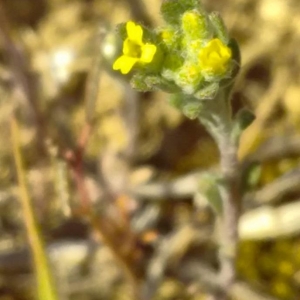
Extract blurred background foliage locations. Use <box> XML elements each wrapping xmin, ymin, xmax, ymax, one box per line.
<box><xmin>0</xmin><ymin>0</ymin><xmax>300</xmax><ymax>299</ymax></box>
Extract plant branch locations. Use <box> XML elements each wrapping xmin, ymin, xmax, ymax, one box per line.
<box><xmin>180</xmin><ymin>259</ymin><xmax>279</xmax><ymax>300</ymax></box>
<box><xmin>0</xmin><ymin>3</ymin><xmax>45</xmax><ymax>153</ymax></box>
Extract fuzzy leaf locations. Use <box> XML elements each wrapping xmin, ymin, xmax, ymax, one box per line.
<box><xmin>182</xmin><ymin>102</ymin><xmax>203</xmax><ymax>119</ymax></box>
<box><xmin>194</xmin><ymin>82</ymin><xmax>219</xmax><ymax>100</ymax></box>
<box><xmin>195</xmin><ymin>173</ymin><xmax>223</xmax><ymax>215</ymax></box>
<box><xmin>209</xmin><ymin>12</ymin><xmax>229</xmax><ymax>45</ymax></box>
<box><xmin>232</xmin><ymin>108</ymin><xmax>256</xmax><ymax>144</ymax></box>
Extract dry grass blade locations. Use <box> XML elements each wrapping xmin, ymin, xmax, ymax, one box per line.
<box><xmin>11</xmin><ymin>116</ymin><xmax>59</xmax><ymax>300</ymax></box>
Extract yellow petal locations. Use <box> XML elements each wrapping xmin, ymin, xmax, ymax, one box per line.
<box><xmin>199</xmin><ymin>38</ymin><xmax>231</xmax><ymax>74</ymax></box>
<box><xmin>113</xmin><ymin>55</ymin><xmax>138</xmax><ymax>74</ymax></box>
<box><xmin>123</xmin><ymin>38</ymin><xmax>140</xmax><ymax>57</ymax></box>
<box><xmin>139</xmin><ymin>44</ymin><xmax>157</xmax><ymax>63</ymax></box>
<box><xmin>209</xmin><ymin>39</ymin><xmax>231</xmax><ymax>60</ymax></box>
<box><xmin>123</xmin><ymin>38</ymin><xmax>132</xmax><ymax>56</ymax></box>
<box><xmin>220</xmin><ymin>45</ymin><xmax>231</xmax><ymax>59</ymax></box>
<box><xmin>208</xmin><ymin>39</ymin><xmax>219</xmax><ymax>51</ymax></box>
<box><xmin>126</xmin><ymin>21</ymin><xmax>143</xmax><ymax>45</ymax></box>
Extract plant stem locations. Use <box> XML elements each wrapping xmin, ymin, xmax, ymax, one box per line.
<box><xmin>218</xmin><ymin>127</ymin><xmax>240</xmax><ymax>291</ymax></box>
<box><xmin>198</xmin><ymin>91</ymin><xmax>241</xmax><ymax>298</ymax></box>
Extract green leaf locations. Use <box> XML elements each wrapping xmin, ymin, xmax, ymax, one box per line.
<box><xmin>228</xmin><ymin>38</ymin><xmax>241</xmax><ymax>74</ymax></box>
<box><xmin>241</xmin><ymin>162</ymin><xmax>262</xmax><ymax>191</ymax></box>
<box><xmin>195</xmin><ymin>173</ymin><xmax>223</xmax><ymax>215</ymax></box>
<box><xmin>231</xmin><ymin>108</ymin><xmax>256</xmax><ymax>144</ymax></box>
<box><xmin>130</xmin><ymin>73</ymin><xmax>151</xmax><ymax>91</ymax></box>
<box><xmin>209</xmin><ymin>12</ymin><xmax>229</xmax><ymax>44</ymax></box>
<box><xmin>182</xmin><ymin>101</ymin><xmax>203</xmax><ymax>119</ymax></box>
<box><xmin>194</xmin><ymin>82</ymin><xmax>219</xmax><ymax>100</ymax></box>
<box><xmin>168</xmin><ymin>93</ymin><xmax>185</xmax><ymax>109</ymax></box>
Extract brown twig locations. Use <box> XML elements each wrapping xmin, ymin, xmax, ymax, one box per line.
<box><xmin>63</xmin><ymin>106</ymin><xmax>94</xmax><ymax>212</ymax></box>
<box><xmin>59</xmin><ymin>45</ymin><xmax>144</xmax><ymax>300</ymax></box>
<box><xmin>0</xmin><ymin>3</ymin><xmax>45</xmax><ymax>152</ymax></box>
<box><xmin>180</xmin><ymin>259</ymin><xmax>279</xmax><ymax>300</ymax></box>
<box><xmin>63</xmin><ymin>125</ymin><xmax>143</xmax><ymax>300</ymax></box>
<box><xmin>245</xmin><ymin>168</ymin><xmax>300</xmax><ymax>206</ymax></box>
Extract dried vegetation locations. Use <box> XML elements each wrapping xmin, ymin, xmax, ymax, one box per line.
<box><xmin>0</xmin><ymin>0</ymin><xmax>300</xmax><ymax>299</ymax></box>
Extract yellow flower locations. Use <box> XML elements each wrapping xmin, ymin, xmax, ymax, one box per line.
<box><xmin>198</xmin><ymin>38</ymin><xmax>231</xmax><ymax>75</ymax></box>
<box><xmin>113</xmin><ymin>21</ymin><xmax>157</xmax><ymax>74</ymax></box>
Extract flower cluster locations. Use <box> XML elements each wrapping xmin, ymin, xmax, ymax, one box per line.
<box><xmin>109</xmin><ymin>0</ymin><xmax>240</xmax><ymax>118</ymax></box>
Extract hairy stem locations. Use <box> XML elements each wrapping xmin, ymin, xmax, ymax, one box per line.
<box><xmin>218</xmin><ymin>128</ymin><xmax>240</xmax><ymax>291</ymax></box>
<box><xmin>198</xmin><ymin>91</ymin><xmax>241</xmax><ymax>298</ymax></box>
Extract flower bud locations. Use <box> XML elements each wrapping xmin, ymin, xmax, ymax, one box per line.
<box><xmin>175</xmin><ymin>62</ymin><xmax>203</xmax><ymax>94</ymax></box>
<box><xmin>181</xmin><ymin>10</ymin><xmax>209</xmax><ymax>40</ymax></box>
<box><xmin>198</xmin><ymin>38</ymin><xmax>232</xmax><ymax>78</ymax></box>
